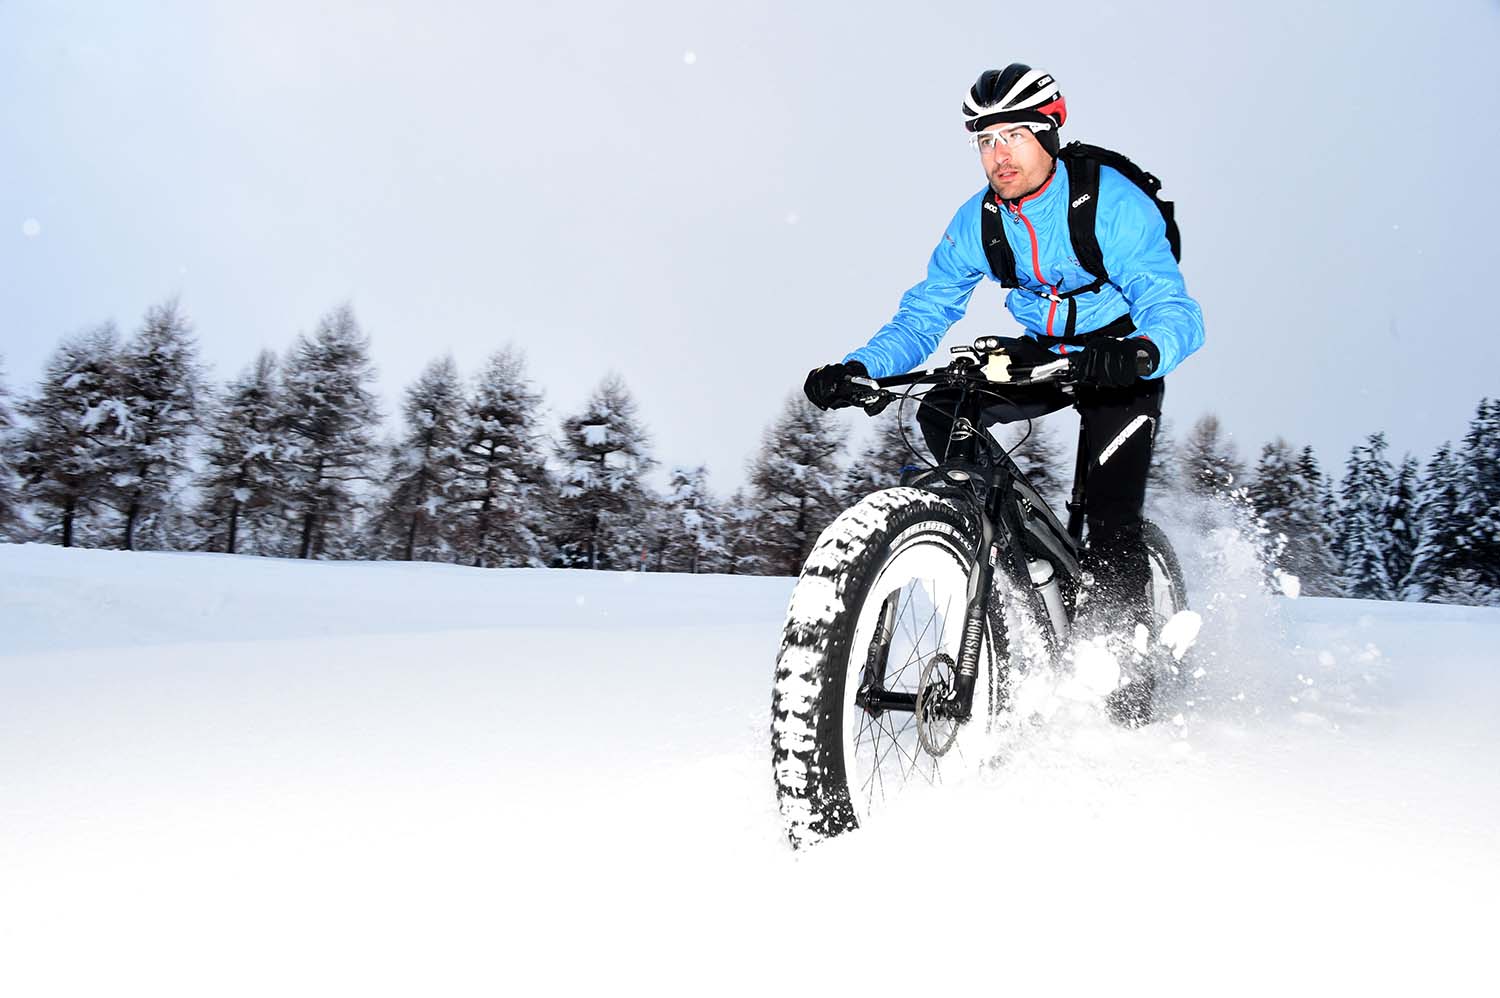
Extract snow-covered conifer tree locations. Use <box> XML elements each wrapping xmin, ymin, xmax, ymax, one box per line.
<box><xmin>1337</xmin><ymin>433</ymin><xmax>1397</xmax><ymax>600</ymax></box>
<box><xmin>196</xmin><ymin>351</ymin><xmax>282</xmax><ymax>554</ymax></box>
<box><xmin>722</xmin><ymin>489</ymin><xmax>770</xmax><ymax>576</ymax></box>
<box><xmin>272</xmin><ymin>304</ymin><xmax>381</xmax><ymax>559</ymax></box>
<box><xmin>450</xmin><ymin>348</ymin><xmax>553</xmax><ymax>567</ymax></box>
<box><xmin>1402</xmin><ymin>442</ymin><xmax>1464</xmax><ymax>602</ymax></box>
<box><xmin>1179</xmin><ymin>413</ymin><xmax>1245</xmax><ymax>498</ymax></box>
<box><xmin>1248</xmin><ymin>438</ymin><xmax>1301</xmax><ymax>580</ymax></box>
<box><xmin>658</xmin><ymin>465</ymin><xmax>728</xmax><ymax>573</ymax></box>
<box><xmin>636</xmin><ymin>491</ymin><xmax>672</xmax><ymax>572</ymax></box>
<box><xmin>1432</xmin><ymin>568</ymin><xmax>1499</xmax><ymax>607</ymax></box>
<box><xmin>111</xmin><ymin>300</ymin><xmax>203</xmax><ymax>550</ymax></box>
<box><xmin>1246</xmin><ymin>439</ymin><xmax>1336</xmax><ymax>595</ymax></box>
<box><xmin>840</xmin><ymin>408</ymin><xmax>928</xmax><ymax>507</ymax></box>
<box><xmin>747</xmin><ymin>395</ymin><xmax>846</xmax><ymax>576</ymax></box>
<box><xmin>15</xmin><ymin>326</ymin><xmax>128</xmax><ymax>547</ymax></box>
<box><xmin>1451</xmin><ymin>398</ymin><xmax>1500</xmax><ymax>597</ymax></box>
<box><xmin>1385</xmin><ymin>454</ymin><xmax>1420</xmax><ymax>594</ymax></box>
<box><xmin>367</xmin><ymin>356</ymin><xmax>465</xmax><ymax>562</ymax></box>
<box><xmin>552</xmin><ymin>375</ymin><xmax>655</xmax><ymax>570</ymax></box>
<box><xmin>0</xmin><ymin>357</ymin><xmax>18</xmax><ymax>536</ymax></box>
<box><xmin>1294</xmin><ymin>446</ymin><xmax>1341</xmax><ymax>596</ymax></box>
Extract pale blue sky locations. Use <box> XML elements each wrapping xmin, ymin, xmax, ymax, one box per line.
<box><xmin>4</xmin><ymin>0</ymin><xmax>1498</xmax><ymax>487</ymax></box>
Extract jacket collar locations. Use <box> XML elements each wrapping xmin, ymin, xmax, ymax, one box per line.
<box><xmin>998</xmin><ymin>157</ymin><xmax>1065</xmax><ymax>213</ymax></box>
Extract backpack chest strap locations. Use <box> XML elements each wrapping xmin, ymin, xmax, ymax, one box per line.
<box><xmin>1038</xmin><ymin>311</ymin><xmax>1135</xmax><ymax>347</ymax></box>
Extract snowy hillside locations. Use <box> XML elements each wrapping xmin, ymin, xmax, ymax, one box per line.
<box><xmin>3</xmin><ymin>541</ymin><xmax>1497</xmax><ymax>996</ymax></box>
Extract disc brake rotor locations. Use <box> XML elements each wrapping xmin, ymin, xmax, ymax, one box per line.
<box><xmin>915</xmin><ymin>652</ymin><xmax>960</xmax><ymax>757</ymax></box>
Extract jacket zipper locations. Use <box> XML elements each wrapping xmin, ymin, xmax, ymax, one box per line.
<box><xmin>1007</xmin><ymin>201</ymin><xmax>1064</xmax><ymax>349</ymax></box>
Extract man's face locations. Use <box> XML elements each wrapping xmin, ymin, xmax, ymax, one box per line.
<box><xmin>976</xmin><ymin>123</ymin><xmax>1053</xmax><ymax>200</ymax></box>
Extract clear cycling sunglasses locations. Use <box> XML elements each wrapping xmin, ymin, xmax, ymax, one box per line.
<box><xmin>966</xmin><ymin>122</ymin><xmax>1053</xmax><ymax>152</ymax></box>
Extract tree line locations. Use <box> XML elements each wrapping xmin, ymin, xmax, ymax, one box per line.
<box><xmin>0</xmin><ymin>300</ymin><xmax>1495</xmax><ymax>605</ymax></box>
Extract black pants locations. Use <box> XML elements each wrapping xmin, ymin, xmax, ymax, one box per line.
<box><xmin>916</xmin><ymin>337</ymin><xmax>1164</xmax><ymax>621</ymax></box>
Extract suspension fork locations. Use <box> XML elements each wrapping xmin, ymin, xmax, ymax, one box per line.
<box><xmin>922</xmin><ymin>372</ymin><xmax>1007</xmax><ymax>724</ymax></box>
<box><xmin>942</xmin><ymin>510</ymin><xmax>995</xmax><ymax>724</ymax></box>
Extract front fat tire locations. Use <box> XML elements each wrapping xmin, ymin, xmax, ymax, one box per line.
<box><xmin>771</xmin><ymin>487</ymin><xmax>1002</xmax><ymax>850</ymax></box>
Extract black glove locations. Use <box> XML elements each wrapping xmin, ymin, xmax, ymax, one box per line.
<box><xmin>803</xmin><ymin>360</ymin><xmax>871</xmax><ymax>410</ymax></box>
<box><xmin>1070</xmin><ymin>338</ymin><xmax>1159</xmax><ymax>388</ymax></box>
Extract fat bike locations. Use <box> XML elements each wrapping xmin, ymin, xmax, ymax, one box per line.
<box><xmin>771</xmin><ymin>337</ymin><xmax>1189</xmax><ymax>848</ymax></box>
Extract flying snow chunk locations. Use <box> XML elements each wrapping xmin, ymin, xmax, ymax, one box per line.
<box><xmin>785</xmin><ymin>211</ymin><xmax>800</xmax><ymax>225</ymax></box>
<box><xmin>682</xmin><ymin>51</ymin><xmax>697</xmax><ymax>65</ymax></box>
<box><xmin>1274</xmin><ymin>569</ymin><xmax>1301</xmax><ymax>598</ymax></box>
<box><xmin>1159</xmin><ymin>610</ymin><xmax>1202</xmax><ymax>662</ymax></box>
<box><xmin>21</xmin><ymin>218</ymin><xmax>41</xmax><ymax>238</ymax></box>
<box><xmin>1071</xmin><ymin>639</ymin><xmax>1122</xmax><ymax>698</ymax></box>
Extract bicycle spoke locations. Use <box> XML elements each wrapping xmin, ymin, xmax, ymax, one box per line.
<box><xmin>835</xmin><ymin>519</ymin><xmax>998</xmax><ymax>830</ymax></box>
<box><xmin>891</xmin><ymin>587</ymin><xmax>941</xmax><ymax>691</ymax></box>
<box><xmin>889</xmin><ymin>585</ymin><xmax>925</xmax><ymax>688</ymax></box>
<box><xmin>873</xmin><ymin>714</ymin><xmax>926</xmax><ymax>786</ymax></box>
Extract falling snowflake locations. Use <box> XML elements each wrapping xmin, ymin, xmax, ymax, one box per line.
<box><xmin>682</xmin><ymin>51</ymin><xmax>697</xmax><ymax>65</ymax></box>
<box><xmin>22</xmin><ymin>218</ymin><xmax>41</xmax><ymax>238</ymax></box>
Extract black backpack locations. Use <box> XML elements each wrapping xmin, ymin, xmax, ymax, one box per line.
<box><xmin>980</xmin><ymin>141</ymin><xmax>1181</xmax><ymax>341</ymax></box>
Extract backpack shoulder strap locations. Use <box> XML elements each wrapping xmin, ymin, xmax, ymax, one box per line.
<box><xmin>978</xmin><ymin>194</ymin><xmax>1020</xmax><ymax>288</ymax></box>
<box><xmin>1060</xmin><ymin>140</ymin><xmax>1183</xmax><ymax>270</ymax></box>
<box><xmin>1059</xmin><ymin>144</ymin><xmax>1107</xmax><ymax>284</ymax></box>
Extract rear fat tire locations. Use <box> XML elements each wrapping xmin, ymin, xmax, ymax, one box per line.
<box><xmin>1143</xmin><ymin>519</ymin><xmax>1188</xmax><ymax>630</ymax></box>
<box><xmin>771</xmin><ymin>488</ymin><xmax>1007</xmax><ymax>849</ymax></box>
<box><xmin>1107</xmin><ymin>519</ymin><xmax>1190</xmax><ymax>725</ymax></box>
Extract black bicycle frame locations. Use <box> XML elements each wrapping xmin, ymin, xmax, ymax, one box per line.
<box><xmin>862</xmin><ymin>363</ymin><xmax>1093</xmax><ymax>722</ymax></box>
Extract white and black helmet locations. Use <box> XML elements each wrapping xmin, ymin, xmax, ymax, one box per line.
<box><xmin>962</xmin><ymin>64</ymin><xmax>1068</xmax><ymax>153</ymax></box>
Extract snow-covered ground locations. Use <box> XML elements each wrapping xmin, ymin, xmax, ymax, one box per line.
<box><xmin>3</xmin><ymin>540</ymin><xmax>1497</xmax><ymax>996</ymax></box>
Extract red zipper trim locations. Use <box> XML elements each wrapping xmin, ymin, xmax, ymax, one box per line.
<box><xmin>1008</xmin><ymin>201</ymin><xmax>1062</xmax><ymax>347</ymax></box>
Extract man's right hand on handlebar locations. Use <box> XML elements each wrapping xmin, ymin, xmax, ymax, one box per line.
<box><xmin>1068</xmin><ymin>337</ymin><xmax>1160</xmax><ymax>388</ymax></box>
<box><xmin>803</xmin><ymin>360</ymin><xmax>871</xmax><ymax>410</ymax></box>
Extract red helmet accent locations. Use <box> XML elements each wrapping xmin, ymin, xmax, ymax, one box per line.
<box><xmin>1036</xmin><ymin>96</ymin><xmax>1068</xmax><ymax>129</ymax></box>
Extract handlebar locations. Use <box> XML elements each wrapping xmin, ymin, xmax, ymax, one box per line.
<box><xmin>842</xmin><ymin>336</ymin><xmax>1151</xmax><ymax>415</ymax></box>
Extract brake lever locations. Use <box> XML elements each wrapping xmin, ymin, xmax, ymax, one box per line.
<box><xmin>845</xmin><ymin>375</ymin><xmax>895</xmax><ymax>416</ymax></box>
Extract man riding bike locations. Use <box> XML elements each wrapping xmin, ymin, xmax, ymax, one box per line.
<box><xmin>803</xmin><ymin>63</ymin><xmax>1204</xmax><ymax>642</ymax></box>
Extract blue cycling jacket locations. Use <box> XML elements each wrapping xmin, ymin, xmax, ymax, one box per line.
<box><xmin>844</xmin><ymin>158</ymin><xmax>1204</xmax><ymax>379</ymax></box>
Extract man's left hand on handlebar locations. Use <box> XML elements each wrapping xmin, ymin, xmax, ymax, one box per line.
<box><xmin>803</xmin><ymin>360</ymin><xmax>871</xmax><ymax>410</ymax></box>
<box><xmin>1068</xmin><ymin>337</ymin><xmax>1159</xmax><ymax>388</ymax></box>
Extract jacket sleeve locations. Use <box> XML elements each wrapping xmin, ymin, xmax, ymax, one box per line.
<box><xmin>843</xmin><ymin>205</ymin><xmax>987</xmax><ymax>379</ymax></box>
<box><xmin>1097</xmin><ymin>177</ymin><xmax>1204</xmax><ymax>379</ymax></box>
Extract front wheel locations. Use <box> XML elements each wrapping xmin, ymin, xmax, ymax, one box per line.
<box><xmin>771</xmin><ymin>488</ymin><xmax>1007</xmax><ymax>849</ymax></box>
